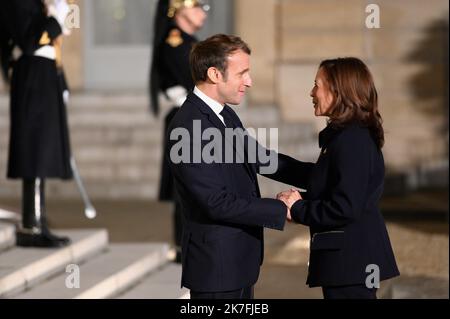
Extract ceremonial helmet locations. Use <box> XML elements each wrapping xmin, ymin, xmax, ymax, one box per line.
<box><xmin>167</xmin><ymin>0</ymin><xmax>210</xmax><ymax>18</ymax></box>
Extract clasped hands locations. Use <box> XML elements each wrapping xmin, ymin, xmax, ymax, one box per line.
<box><xmin>277</xmin><ymin>189</ymin><xmax>302</xmax><ymax>222</ymax></box>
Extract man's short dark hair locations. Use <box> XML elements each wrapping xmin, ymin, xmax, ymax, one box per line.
<box><xmin>190</xmin><ymin>34</ymin><xmax>251</xmax><ymax>83</ymax></box>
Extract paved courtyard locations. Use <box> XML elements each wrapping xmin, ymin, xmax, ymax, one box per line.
<box><xmin>0</xmin><ymin>189</ymin><xmax>448</xmax><ymax>299</ymax></box>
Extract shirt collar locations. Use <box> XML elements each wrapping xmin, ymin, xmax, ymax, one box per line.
<box><xmin>193</xmin><ymin>86</ymin><xmax>224</xmax><ymax>118</ymax></box>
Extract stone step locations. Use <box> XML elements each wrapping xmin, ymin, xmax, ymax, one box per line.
<box><xmin>378</xmin><ymin>279</ymin><xmax>394</xmax><ymax>299</ymax></box>
<box><xmin>0</xmin><ymin>93</ymin><xmax>149</xmax><ymax>111</ymax></box>
<box><xmin>68</xmin><ymin>147</ymin><xmax>162</xmax><ymax>164</ymax></box>
<box><xmin>55</xmin><ymin>163</ymin><xmax>161</xmax><ymax>181</ymax></box>
<box><xmin>68</xmin><ymin>129</ymin><xmax>163</xmax><ymax>145</ymax></box>
<box><xmin>0</xmin><ymin>221</ymin><xmax>15</xmax><ymax>252</ymax></box>
<box><xmin>0</xmin><ymin>92</ymin><xmax>313</xmax><ymax>119</ymax></box>
<box><xmin>0</xmin><ymin>160</ymin><xmax>163</xmax><ymax>175</ymax></box>
<box><xmin>0</xmin><ymin>118</ymin><xmax>157</xmax><ymax>131</ymax></box>
<box><xmin>0</xmin><ymin>143</ymin><xmax>317</xmax><ymax>167</ymax></box>
<box><xmin>117</xmin><ymin>263</ymin><xmax>189</xmax><ymax>299</ymax></box>
<box><xmin>0</xmin><ymin>229</ymin><xmax>108</xmax><ymax>297</ymax></box>
<box><xmin>0</xmin><ymin>181</ymin><xmax>160</xmax><ymax>200</ymax></box>
<box><xmin>0</xmin><ymin>95</ymin><xmax>286</xmax><ymax>119</ymax></box>
<box><xmin>0</xmin><ymin>119</ymin><xmax>311</xmax><ymax>133</ymax></box>
<box><xmin>0</xmin><ymin>134</ymin><xmax>314</xmax><ymax>151</ymax></box>
<box><xmin>14</xmin><ymin>243</ymin><xmax>170</xmax><ymax>299</ymax></box>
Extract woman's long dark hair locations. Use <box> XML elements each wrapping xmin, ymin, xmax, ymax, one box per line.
<box><xmin>320</xmin><ymin>57</ymin><xmax>384</xmax><ymax>148</ymax></box>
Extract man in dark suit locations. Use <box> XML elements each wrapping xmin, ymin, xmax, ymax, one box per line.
<box><xmin>167</xmin><ymin>34</ymin><xmax>306</xmax><ymax>299</ymax></box>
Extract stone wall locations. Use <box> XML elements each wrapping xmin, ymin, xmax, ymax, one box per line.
<box><xmin>234</xmin><ymin>0</ymin><xmax>449</xmax><ymax>171</ymax></box>
<box><xmin>0</xmin><ymin>0</ymin><xmax>448</xmax><ymax>199</ymax></box>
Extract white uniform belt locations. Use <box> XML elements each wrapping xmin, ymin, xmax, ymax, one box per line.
<box><xmin>34</xmin><ymin>45</ymin><xmax>56</xmax><ymax>60</ymax></box>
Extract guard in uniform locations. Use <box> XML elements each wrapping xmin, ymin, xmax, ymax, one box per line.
<box><xmin>0</xmin><ymin>0</ymin><xmax>73</xmax><ymax>247</ymax></box>
<box><xmin>149</xmin><ymin>0</ymin><xmax>208</xmax><ymax>262</ymax></box>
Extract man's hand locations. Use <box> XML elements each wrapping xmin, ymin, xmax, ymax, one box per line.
<box><xmin>277</xmin><ymin>189</ymin><xmax>302</xmax><ymax>222</ymax></box>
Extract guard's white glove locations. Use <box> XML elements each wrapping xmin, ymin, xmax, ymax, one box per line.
<box><xmin>166</xmin><ymin>85</ymin><xmax>187</xmax><ymax>106</ymax></box>
<box><xmin>63</xmin><ymin>90</ymin><xmax>70</xmax><ymax>105</ymax></box>
<box><xmin>166</xmin><ymin>86</ymin><xmax>188</xmax><ymax>107</ymax></box>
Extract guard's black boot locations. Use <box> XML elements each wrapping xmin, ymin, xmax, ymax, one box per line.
<box><xmin>16</xmin><ymin>178</ymin><xmax>71</xmax><ymax>248</ymax></box>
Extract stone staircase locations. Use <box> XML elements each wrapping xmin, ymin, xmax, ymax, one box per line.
<box><xmin>0</xmin><ymin>92</ymin><xmax>320</xmax><ymax>200</ymax></box>
<box><xmin>0</xmin><ymin>221</ymin><xmax>188</xmax><ymax>299</ymax></box>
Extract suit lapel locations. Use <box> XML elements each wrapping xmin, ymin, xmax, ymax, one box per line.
<box><xmin>187</xmin><ymin>93</ymin><xmax>258</xmax><ymax>184</ymax></box>
<box><xmin>187</xmin><ymin>93</ymin><xmax>225</xmax><ymax>134</ymax></box>
<box><xmin>222</xmin><ymin>105</ymin><xmax>258</xmax><ymax>184</ymax></box>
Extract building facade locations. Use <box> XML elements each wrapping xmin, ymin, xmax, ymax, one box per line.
<box><xmin>0</xmin><ymin>0</ymin><xmax>448</xmax><ymax>199</ymax></box>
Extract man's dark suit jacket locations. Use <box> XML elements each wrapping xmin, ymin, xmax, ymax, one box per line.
<box><xmin>167</xmin><ymin>92</ymin><xmax>304</xmax><ymax>292</ymax></box>
<box><xmin>290</xmin><ymin>124</ymin><xmax>400</xmax><ymax>287</ymax></box>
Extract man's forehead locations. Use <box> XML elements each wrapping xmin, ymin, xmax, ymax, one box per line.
<box><xmin>227</xmin><ymin>50</ymin><xmax>250</xmax><ymax>67</ymax></box>
<box><xmin>227</xmin><ymin>49</ymin><xmax>249</xmax><ymax>59</ymax></box>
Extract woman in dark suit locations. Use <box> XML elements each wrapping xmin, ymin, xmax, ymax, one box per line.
<box><xmin>278</xmin><ymin>57</ymin><xmax>400</xmax><ymax>299</ymax></box>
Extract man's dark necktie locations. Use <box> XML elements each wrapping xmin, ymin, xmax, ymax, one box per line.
<box><xmin>220</xmin><ymin>106</ymin><xmax>257</xmax><ymax>181</ymax></box>
<box><xmin>220</xmin><ymin>106</ymin><xmax>235</xmax><ymax>128</ymax></box>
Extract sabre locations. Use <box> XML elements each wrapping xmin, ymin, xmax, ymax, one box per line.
<box><xmin>70</xmin><ymin>156</ymin><xmax>96</xmax><ymax>219</ymax></box>
<box><xmin>46</xmin><ymin>0</ymin><xmax>95</xmax><ymax>220</ymax></box>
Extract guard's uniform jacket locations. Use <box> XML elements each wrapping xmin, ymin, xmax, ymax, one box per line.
<box><xmin>154</xmin><ymin>25</ymin><xmax>198</xmax><ymax>201</ymax></box>
<box><xmin>149</xmin><ymin>20</ymin><xmax>199</xmax><ymax>256</ymax></box>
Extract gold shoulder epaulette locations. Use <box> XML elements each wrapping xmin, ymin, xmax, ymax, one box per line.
<box><xmin>166</xmin><ymin>29</ymin><xmax>183</xmax><ymax>48</ymax></box>
<box><xmin>39</xmin><ymin>31</ymin><xmax>51</xmax><ymax>45</ymax></box>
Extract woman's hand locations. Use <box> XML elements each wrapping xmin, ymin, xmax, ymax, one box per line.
<box><xmin>277</xmin><ymin>189</ymin><xmax>303</xmax><ymax>221</ymax></box>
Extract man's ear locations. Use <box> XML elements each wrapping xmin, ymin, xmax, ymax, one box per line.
<box><xmin>206</xmin><ymin>67</ymin><xmax>221</xmax><ymax>84</ymax></box>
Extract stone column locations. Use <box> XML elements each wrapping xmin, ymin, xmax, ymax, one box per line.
<box><xmin>277</xmin><ymin>0</ymin><xmax>365</xmax><ymax>130</ymax></box>
<box><xmin>234</xmin><ymin>0</ymin><xmax>277</xmax><ymax>106</ymax></box>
